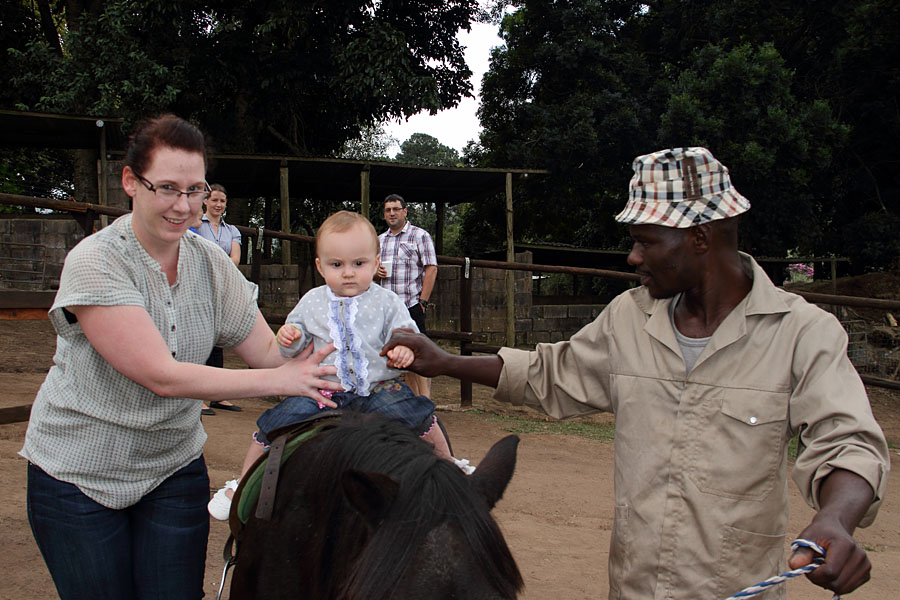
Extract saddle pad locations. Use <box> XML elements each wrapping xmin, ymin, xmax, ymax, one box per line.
<box><xmin>236</xmin><ymin>426</ymin><xmax>324</xmax><ymax>524</ymax></box>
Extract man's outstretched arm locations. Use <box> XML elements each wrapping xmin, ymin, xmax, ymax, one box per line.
<box><xmin>382</xmin><ymin>329</ymin><xmax>503</xmax><ymax>387</ymax></box>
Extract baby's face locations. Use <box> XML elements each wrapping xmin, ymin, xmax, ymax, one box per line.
<box><xmin>315</xmin><ymin>223</ymin><xmax>380</xmax><ymax>297</ymax></box>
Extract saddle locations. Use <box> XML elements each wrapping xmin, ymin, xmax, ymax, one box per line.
<box><xmin>228</xmin><ymin>410</ymin><xmax>346</xmax><ymax>536</ymax></box>
<box><xmin>218</xmin><ymin>411</ymin><xmax>346</xmax><ymax>598</ymax></box>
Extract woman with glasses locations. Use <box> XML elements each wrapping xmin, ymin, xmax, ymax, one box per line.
<box><xmin>195</xmin><ymin>182</ymin><xmax>243</xmax><ymax>414</ymax></box>
<box><xmin>20</xmin><ymin>114</ymin><xmax>340</xmax><ymax>600</ymax></box>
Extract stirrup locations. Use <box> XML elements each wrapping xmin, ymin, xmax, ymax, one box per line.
<box><xmin>216</xmin><ymin>534</ymin><xmax>238</xmax><ymax>600</ymax></box>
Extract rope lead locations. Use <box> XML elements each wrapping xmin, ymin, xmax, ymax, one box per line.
<box><xmin>724</xmin><ymin>539</ymin><xmax>839</xmax><ymax>600</ymax></box>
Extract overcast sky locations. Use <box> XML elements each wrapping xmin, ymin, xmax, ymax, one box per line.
<box><xmin>383</xmin><ymin>21</ymin><xmax>503</xmax><ymax>155</ymax></box>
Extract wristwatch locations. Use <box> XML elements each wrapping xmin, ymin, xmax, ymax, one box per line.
<box><xmin>420</xmin><ymin>299</ymin><xmax>429</xmax><ymax>309</ymax></box>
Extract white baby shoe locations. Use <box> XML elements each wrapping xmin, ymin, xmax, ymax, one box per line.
<box><xmin>452</xmin><ymin>457</ymin><xmax>476</xmax><ymax>475</ymax></box>
<box><xmin>207</xmin><ymin>479</ymin><xmax>239</xmax><ymax>520</ymax></box>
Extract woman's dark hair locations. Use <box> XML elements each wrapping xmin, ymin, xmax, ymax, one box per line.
<box><xmin>210</xmin><ymin>183</ymin><xmax>227</xmax><ymax>195</ymax></box>
<box><xmin>125</xmin><ymin>114</ymin><xmax>208</xmax><ymax>175</ymax></box>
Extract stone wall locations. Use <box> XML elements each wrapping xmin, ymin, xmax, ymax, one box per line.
<box><xmin>429</xmin><ymin>251</ymin><xmax>604</xmax><ymax>347</ymax></box>
<box><xmin>0</xmin><ymin>218</ymin><xmax>603</xmax><ymax>346</ymax></box>
<box><xmin>0</xmin><ymin>217</ymin><xmax>85</xmax><ymax>291</ymax></box>
<box><xmin>238</xmin><ymin>264</ymin><xmax>303</xmax><ymax>312</ymax></box>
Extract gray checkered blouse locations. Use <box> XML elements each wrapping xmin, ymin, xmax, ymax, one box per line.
<box><xmin>20</xmin><ymin>214</ymin><xmax>258</xmax><ymax>509</ymax></box>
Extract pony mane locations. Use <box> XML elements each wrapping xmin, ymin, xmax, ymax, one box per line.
<box><xmin>298</xmin><ymin>412</ymin><xmax>521</xmax><ymax>599</ymax></box>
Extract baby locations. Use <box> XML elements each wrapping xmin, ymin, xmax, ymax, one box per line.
<box><xmin>209</xmin><ymin>210</ymin><xmax>461</xmax><ymax>520</ymax></box>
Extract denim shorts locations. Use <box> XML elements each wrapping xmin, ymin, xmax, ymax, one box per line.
<box><xmin>255</xmin><ymin>379</ymin><xmax>435</xmax><ymax>446</ymax></box>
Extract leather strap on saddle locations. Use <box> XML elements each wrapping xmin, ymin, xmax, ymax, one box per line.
<box><xmin>255</xmin><ymin>432</ymin><xmax>288</xmax><ymax>521</ymax></box>
<box><xmin>227</xmin><ymin>410</ymin><xmax>347</xmax><ymax>536</ymax></box>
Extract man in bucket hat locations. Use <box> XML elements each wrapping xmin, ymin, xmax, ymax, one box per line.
<box><xmin>383</xmin><ymin>147</ymin><xmax>889</xmax><ymax>598</ymax></box>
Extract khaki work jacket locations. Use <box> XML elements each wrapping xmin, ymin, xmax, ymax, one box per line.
<box><xmin>496</xmin><ymin>254</ymin><xmax>889</xmax><ymax>599</ymax></box>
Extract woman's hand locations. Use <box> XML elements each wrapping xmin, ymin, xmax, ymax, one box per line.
<box><xmin>275</xmin><ymin>341</ymin><xmax>341</xmax><ymax>406</ymax></box>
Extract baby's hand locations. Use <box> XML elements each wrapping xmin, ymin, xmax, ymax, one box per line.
<box><xmin>386</xmin><ymin>344</ymin><xmax>415</xmax><ymax>369</ymax></box>
<box><xmin>277</xmin><ymin>324</ymin><xmax>301</xmax><ymax>347</ymax></box>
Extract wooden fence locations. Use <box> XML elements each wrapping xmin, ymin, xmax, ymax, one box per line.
<box><xmin>2</xmin><ymin>192</ymin><xmax>900</xmax><ymax>419</ymax></box>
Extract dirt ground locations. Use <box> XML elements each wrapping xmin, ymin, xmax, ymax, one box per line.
<box><xmin>1</xmin><ymin>319</ymin><xmax>899</xmax><ymax>599</ymax></box>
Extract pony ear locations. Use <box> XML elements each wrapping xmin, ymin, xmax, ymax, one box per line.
<box><xmin>469</xmin><ymin>435</ymin><xmax>519</xmax><ymax>509</ymax></box>
<box><xmin>342</xmin><ymin>469</ymin><xmax>399</xmax><ymax>525</ymax></box>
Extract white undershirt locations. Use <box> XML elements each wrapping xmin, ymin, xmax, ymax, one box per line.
<box><xmin>669</xmin><ymin>293</ymin><xmax>711</xmax><ymax>375</ymax></box>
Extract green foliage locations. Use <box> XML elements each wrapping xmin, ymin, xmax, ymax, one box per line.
<box><xmin>0</xmin><ymin>147</ymin><xmax>74</xmax><ymax>209</ymax></box>
<box><xmin>394</xmin><ymin>133</ymin><xmax>461</xmax><ymax>166</ymax></box>
<box><xmin>9</xmin><ymin>1</ymin><xmax>186</xmax><ymax>122</ymax></box>
<box><xmin>470</xmin><ymin>0</ymin><xmax>900</xmax><ymax>271</ymax></box>
<box><xmin>339</xmin><ymin>125</ymin><xmax>396</xmax><ymax>160</ymax></box>
<box><xmin>472</xmin><ymin>0</ymin><xmax>657</xmax><ymax>253</ymax></box>
<box><xmin>190</xmin><ymin>0</ymin><xmax>479</xmax><ymax>155</ymax></box>
<box><xmin>4</xmin><ymin>0</ymin><xmax>481</xmax><ymax>156</ymax></box>
<box><xmin>841</xmin><ymin>211</ymin><xmax>900</xmax><ymax>272</ymax></box>
<box><xmin>657</xmin><ymin>42</ymin><xmax>848</xmax><ymax>257</ymax></box>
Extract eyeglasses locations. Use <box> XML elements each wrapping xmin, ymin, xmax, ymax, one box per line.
<box><xmin>384</xmin><ymin>206</ymin><xmax>406</xmax><ymax>213</ymax></box>
<box><xmin>134</xmin><ymin>172</ymin><xmax>210</xmax><ymax>202</ymax></box>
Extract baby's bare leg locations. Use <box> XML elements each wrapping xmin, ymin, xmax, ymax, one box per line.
<box><xmin>422</xmin><ymin>422</ymin><xmax>451</xmax><ymax>459</ymax></box>
<box><xmin>226</xmin><ymin>437</ymin><xmax>267</xmax><ymax>500</ymax></box>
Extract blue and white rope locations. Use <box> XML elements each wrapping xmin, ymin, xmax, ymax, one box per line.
<box><xmin>724</xmin><ymin>539</ymin><xmax>839</xmax><ymax>600</ymax></box>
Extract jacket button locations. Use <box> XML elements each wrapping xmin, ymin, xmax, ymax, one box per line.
<box><xmin>749</xmin><ymin>416</ymin><xmax>758</xmax><ymax>424</ymax></box>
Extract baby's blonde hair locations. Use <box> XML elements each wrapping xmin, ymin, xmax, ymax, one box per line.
<box><xmin>316</xmin><ymin>211</ymin><xmax>379</xmax><ymax>256</ymax></box>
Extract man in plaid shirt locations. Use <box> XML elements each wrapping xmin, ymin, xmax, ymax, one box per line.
<box><xmin>377</xmin><ymin>193</ymin><xmax>438</xmax><ymax>397</ymax></box>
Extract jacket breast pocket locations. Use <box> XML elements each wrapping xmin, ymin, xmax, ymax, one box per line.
<box><xmin>688</xmin><ymin>390</ymin><xmax>789</xmax><ymax>500</ymax></box>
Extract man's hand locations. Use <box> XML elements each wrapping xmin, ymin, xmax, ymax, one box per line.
<box><xmin>381</xmin><ymin>329</ymin><xmax>447</xmax><ymax>377</ymax></box>
<box><xmin>385</xmin><ymin>344</ymin><xmax>415</xmax><ymax>369</ymax></box>
<box><xmin>789</xmin><ymin>470</ymin><xmax>875</xmax><ymax>595</ymax></box>
<box><xmin>789</xmin><ymin>518</ymin><xmax>870</xmax><ymax>594</ymax></box>
<box><xmin>381</xmin><ymin>329</ymin><xmax>505</xmax><ymax>387</ymax></box>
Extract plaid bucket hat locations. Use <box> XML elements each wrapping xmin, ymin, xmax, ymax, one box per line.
<box><xmin>614</xmin><ymin>147</ymin><xmax>750</xmax><ymax>228</ymax></box>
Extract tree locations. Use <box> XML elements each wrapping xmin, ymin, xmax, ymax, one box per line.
<box><xmin>469</xmin><ymin>0</ymin><xmax>656</xmax><ymax>255</ymax></box>
<box><xmin>8</xmin><ymin>0</ymin><xmax>188</xmax><ymax>202</ymax></box>
<box><xmin>339</xmin><ymin>125</ymin><xmax>397</xmax><ymax>160</ymax></box>
<box><xmin>188</xmin><ymin>0</ymin><xmax>481</xmax><ymax>155</ymax></box>
<box><xmin>656</xmin><ymin>42</ymin><xmax>848</xmax><ymax>258</ymax></box>
<box><xmin>389</xmin><ymin>133</ymin><xmax>464</xmax><ymax>255</ymax></box>
<box><xmin>470</xmin><ymin>0</ymin><xmax>900</xmax><ymax>271</ymax></box>
<box><xmin>4</xmin><ymin>0</ymin><xmax>482</xmax><ymax>223</ymax></box>
<box><xmin>638</xmin><ymin>0</ymin><xmax>900</xmax><ymax>269</ymax></box>
<box><xmin>5</xmin><ymin>0</ymin><xmax>481</xmax><ymax>156</ymax></box>
<box><xmin>394</xmin><ymin>133</ymin><xmax>461</xmax><ymax>166</ymax></box>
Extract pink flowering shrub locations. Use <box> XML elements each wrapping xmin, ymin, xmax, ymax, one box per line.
<box><xmin>785</xmin><ymin>263</ymin><xmax>814</xmax><ymax>285</ymax></box>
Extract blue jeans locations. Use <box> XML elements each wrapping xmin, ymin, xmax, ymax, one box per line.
<box><xmin>27</xmin><ymin>456</ymin><xmax>210</xmax><ymax>600</ymax></box>
<box><xmin>255</xmin><ymin>379</ymin><xmax>435</xmax><ymax>446</ymax></box>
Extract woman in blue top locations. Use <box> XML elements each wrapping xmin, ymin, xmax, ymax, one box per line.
<box><xmin>195</xmin><ymin>183</ymin><xmax>243</xmax><ymax>413</ymax></box>
<box><xmin>198</xmin><ymin>184</ymin><xmax>241</xmax><ymax>265</ymax></box>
